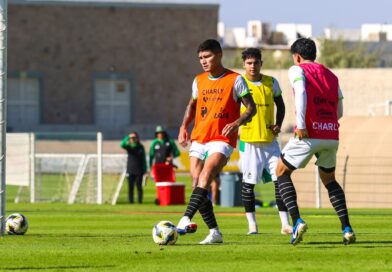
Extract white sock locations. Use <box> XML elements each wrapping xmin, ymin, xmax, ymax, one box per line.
<box><xmin>246</xmin><ymin>212</ymin><xmax>257</xmax><ymax>226</ymax></box>
<box><xmin>210</xmin><ymin>227</ymin><xmax>220</xmax><ymax>234</ymax></box>
<box><xmin>279</xmin><ymin>211</ymin><xmax>290</xmax><ymax>227</ymax></box>
<box><xmin>179</xmin><ymin>216</ymin><xmax>190</xmax><ymax>225</ymax></box>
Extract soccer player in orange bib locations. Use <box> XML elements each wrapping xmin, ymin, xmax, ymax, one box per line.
<box><xmin>276</xmin><ymin>38</ymin><xmax>356</xmax><ymax>245</ymax></box>
<box><xmin>177</xmin><ymin>39</ymin><xmax>256</xmax><ymax>244</ymax></box>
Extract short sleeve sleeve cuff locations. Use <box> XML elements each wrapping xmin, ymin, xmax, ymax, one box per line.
<box><xmin>338</xmin><ymin>86</ymin><xmax>344</xmax><ymax>100</ymax></box>
<box><xmin>272</xmin><ymin>77</ymin><xmax>282</xmax><ymax>97</ymax></box>
<box><xmin>288</xmin><ymin>65</ymin><xmax>305</xmax><ymax>87</ymax></box>
<box><xmin>234</xmin><ymin>75</ymin><xmax>250</xmax><ymax>98</ymax></box>
<box><xmin>192</xmin><ymin>78</ymin><xmax>198</xmax><ymax>100</ymax></box>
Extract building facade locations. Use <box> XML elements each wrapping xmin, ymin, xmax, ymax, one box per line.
<box><xmin>7</xmin><ymin>0</ymin><xmax>218</xmax><ymax>138</ymax></box>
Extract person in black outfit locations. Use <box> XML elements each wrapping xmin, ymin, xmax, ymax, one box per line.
<box><xmin>120</xmin><ymin>131</ymin><xmax>147</xmax><ymax>203</ymax></box>
<box><xmin>149</xmin><ymin>126</ymin><xmax>180</xmax><ymax>169</ymax></box>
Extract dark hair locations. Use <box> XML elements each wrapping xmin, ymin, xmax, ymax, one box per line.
<box><xmin>290</xmin><ymin>38</ymin><xmax>317</xmax><ymax>61</ymax></box>
<box><xmin>129</xmin><ymin>131</ymin><xmax>139</xmax><ymax>138</ymax></box>
<box><xmin>241</xmin><ymin>48</ymin><xmax>262</xmax><ymax>61</ymax></box>
<box><xmin>197</xmin><ymin>39</ymin><xmax>222</xmax><ymax>54</ymax></box>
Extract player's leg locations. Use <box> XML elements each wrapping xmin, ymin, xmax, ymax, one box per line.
<box><xmin>273</xmin><ymin>180</ymin><xmax>292</xmax><ymax>234</ymax></box>
<box><xmin>127</xmin><ymin>174</ymin><xmax>135</xmax><ymax>203</ymax></box>
<box><xmin>268</xmin><ymin>141</ymin><xmax>292</xmax><ymax>234</ymax></box>
<box><xmin>317</xmin><ymin>141</ymin><xmax>355</xmax><ymax>244</ymax></box>
<box><xmin>277</xmin><ymin>138</ymin><xmax>313</xmax><ymax>245</ymax></box>
<box><xmin>177</xmin><ymin>155</ymin><xmax>204</xmax><ymax>234</ymax></box>
<box><xmin>197</xmin><ymin>141</ymin><xmax>233</xmax><ymax>244</ymax></box>
<box><xmin>135</xmin><ymin>174</ymin><xmax>143</xmax><ymax>204</ymax></box>
<box><xmin>198</xmin><ymin>152</ymin><xmax>228</xmax><ymax>244</ymax></box>
<box><xmin>240</xmin><ymin>141</ymin><xmax>260</xmax><ymax>234</ymax></box>
<box><xmin>210</xmin><ymin>174</ymin><xmax>220</xmax><ymax>205</ymax></box>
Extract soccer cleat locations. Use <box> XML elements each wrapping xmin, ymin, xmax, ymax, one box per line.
<box><xmin>291</xmin><ymin>218</ymin><xmax>307</xmax><ymax>245</ymax></box>
<box><xmin>247</xmin><ymin>224</ymin><xmax>258</xmax><ymax>235</ymax></box>
<box><xmin>177</xmin><ymin>216</ymin><xmax>197</xmax><ymax>235</ymax></box>
<box><xmin>281</xmin><ymin>225</ymin><xmax>293</xmax><ymax>235</ymax></box>
<box><xmin>343</xmin><ymin>226</ymin><xmax>356</xmax><ymax>245</ymax></box>
<box><xmin>199</xmin><ymin>230</ymin><xmax>223</xmax><ymax>245</ymax></box>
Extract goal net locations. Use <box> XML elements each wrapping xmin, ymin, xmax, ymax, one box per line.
<box><xmin>9</xmin><ymin>132</ymin><xmax>128</xmax><ymax>204</ymax></box>
<box><xmin>14</xmin><ymin>153</ymin><xmax>127</xmax><ymax>204</ymax></box>
<box><xmin>27</xmin><ymin>154</ymin><xmax>127</xmax><ymax>204</ymax></box>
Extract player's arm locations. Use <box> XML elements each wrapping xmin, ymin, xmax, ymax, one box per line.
<box><xmin>179</xmin><ymin>78</ymin><xmax>198</xmax><ymax>147</ymax></box>
<box><xmin>289</xmin><ymin>66</ymin><xmax>308</xmax><ymax>139</ymax></box>
<box><xmin>141</xmin><ymin>146</ymin><xmax>148</xmax><ymax>174</ymax></box>
<box><xmin>169</xmin><ymin>139</ymin><xmax>181</xmax><ymax>158</ymax></box>
<box><xmin>120</xmin><ymin>135</ymin><xmax>130</xmax><ymax>149</ymax></box>
<box><xmin>149</xmin><ymin>141</ymin><xmax>156</xmax><ymax>168</ymax></box>
<box><xmin>178</xmin><ymin>97</ymin><xmax>197</xmax><ymax>147</ymax></box>
<box><xmin>222</xmin><ymin>76</ymin><xmax>256</xmax><ymax>137</ymax></box>
<box><xmin>337</xmin><ymin>86</ymin><xmax>344</xmax><ymax>120</ymax></box>
<box><xmin>272</xmin><ymin>96</ymin><xmax>285</xmax><ymax>135</ymax></box>
<box><xmin>271</xmin><ymin>78</ymin><xmax>285</xmax><ymax>135</ymax></box>
<box><xmin>222</xmin><ymin>93</ymin><xmax>255</xmax><ymax>137</ymax></box>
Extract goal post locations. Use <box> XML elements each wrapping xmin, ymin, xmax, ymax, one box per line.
<box><xmin>97</xmin><ymin>132</ymin><xmax>103</xmax><ymax>204</ymax></box>
<box><xmin>0</xmin><ymin>0</ymin><xmax>7</xmax><ymax>237</ymax></box>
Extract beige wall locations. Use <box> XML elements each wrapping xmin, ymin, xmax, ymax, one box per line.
<box><xmin>292</xmin><ymin>116</ymin><xmax>392</xmax><ymax>208</ymax></box>
<box><xmin>234</xmin><ymin>68</ymin><xmax>392</xmax><ymax>132</ymax></box>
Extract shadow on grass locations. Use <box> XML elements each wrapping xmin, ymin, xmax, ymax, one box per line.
<box><xmin>0</xmin><ymin>265</ymin><xmax>116</xmax><ymax>270</ymax></box>
<box><xmin>172</xmin><ymin>242</ymin><xmax>239</xmax><ymax>247</ymax></box>
<box><xmin>19</xmin><ymin>234</ymin><xmax>149</xmax><ymax>238</ymax></box>
<box><xmin>305</xmin><ymin>240</ymin><xmax>392</xmax><ymax>248</ymax></box>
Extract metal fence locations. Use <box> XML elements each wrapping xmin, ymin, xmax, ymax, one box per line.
<box><xmin>292</xmin><ymin>156</ymin><xmax>392</xmax><ymax>208</ymax></box>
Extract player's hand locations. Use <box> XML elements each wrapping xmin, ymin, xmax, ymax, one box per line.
<box><xmin>165</xmin><ymin>156</ymin><xmax>173</xmax><ymax>164</ymax></box>
<box><xmin>222</xmin><ymin>122</ymin><xmax>239</xmax><ymax>137</ymax></box>
<box><xmin>178</xmin><ymin>126</ymin><xmax>189</xmax><ymax>147</ymax></box>
<box><xmin>270</xmin><ymin>125</ymin><xmax>281</xmax><ymax>136</ymax></box>
<box><xmin>295</xmin><ymin>128</ymin><xmax>309</xmax><ymax>140</ymax></box>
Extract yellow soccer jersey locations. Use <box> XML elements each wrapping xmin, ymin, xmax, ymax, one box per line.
<box><xmin>240</xmin><ymin>74</ymin><xmax>281</xmax><ymax>143</ymax></box>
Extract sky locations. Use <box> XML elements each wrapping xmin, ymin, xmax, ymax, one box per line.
<box><xmin>196</xmin><ymin>0</ymin><xmax>392</xmax><ymax>36</ymax></box>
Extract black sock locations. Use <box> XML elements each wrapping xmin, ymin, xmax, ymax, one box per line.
<box><xmin>242</xmin><ymin>183</ymin><xmax>255</xmax><ymax>213</ymax></box>
<box><xmin>326</xmin><ymin>181</ymin><xmax>351</xmax><ymax>230</ymax></box>
<box><xmin>184</xmin><ymin>187</ymin><xmax>208</xmax><ymax>219</ymax></box>
<box><xmin>273</xmin><ymin>180</ymin><xmax>288</xmax><ymax>212</ymax></box>
<box><xmin>277</xmin><ymin>173</ymin><xmax>300</xmax><ymax>224</ymax></box>
<box><xmin>199</xmin><ymin>198</ymin><xmax>218</xmax><ymax>229</ymax></box>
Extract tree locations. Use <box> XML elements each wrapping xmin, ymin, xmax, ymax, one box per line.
<box><xmin>318</xmin><ymin>39</ymin><xmax>381</xmax><ymax>68</ymax></box>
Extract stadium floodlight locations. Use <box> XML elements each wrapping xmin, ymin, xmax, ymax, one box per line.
<box><xmin>0</xmin><ymin>0</ymin><xmax>7</xmax><ymax>237</ymax></box>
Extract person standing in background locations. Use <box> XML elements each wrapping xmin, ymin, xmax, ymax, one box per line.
<box><xmin>149</xmin><ymin>126</ymin><xmax>180</xmax><ymax>169</ymax></box>
<box><xmin>121</xmin><ymin>132</ymin><xmax>147</xmax><ymax>204</ymax></box>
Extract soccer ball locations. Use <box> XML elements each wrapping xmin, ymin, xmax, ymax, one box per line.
<box><xmin>5</xmin><ymin>213</ymin><xmax>29</xmax><ymax>235</ymax></box>
<box><xmin>152</xmin><ymin>220</ymin><xmax>178</xmax><ymax>245</ymax></box>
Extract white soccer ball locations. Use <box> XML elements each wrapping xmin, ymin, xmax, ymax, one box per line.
<box><xmin>5</xmin><ymin>213</ymin><xmax>29</xmax><ymax>235</ymax></box>
<box><xmin>152</xmin><ymin>220</ymin><xmax>178</xmax><ymax>245</ymax></box>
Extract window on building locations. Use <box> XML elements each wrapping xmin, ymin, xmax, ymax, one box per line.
<box><xmin>94</xmin><ymin>78</ymin><xmax>131</xmax><ymax>128</ymax></box>
<box><xmin>7</xmin><ymin>76</ymin><xmax>40</xmax><ymax>131</ymax></box>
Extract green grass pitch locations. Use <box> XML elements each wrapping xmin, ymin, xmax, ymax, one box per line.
<box><xmin>1</xmin><ymin>175</ymin><xmax>392</xmax><ymax>271</ymax></box>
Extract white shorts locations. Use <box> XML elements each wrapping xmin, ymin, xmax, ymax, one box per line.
<box><xmin>239</xmin><ymin>140</ymin><xmax>280</xmax><ymax>184</ymax></box>
<box><xmin>189</xmin><ymin>141</ymin><xmax>234</xmax><ymax>160</ymax></box>
<box><xmin>281</xmin><ymin>138</ymin><xmax>339</xmax><ymax>169</ymax></box>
